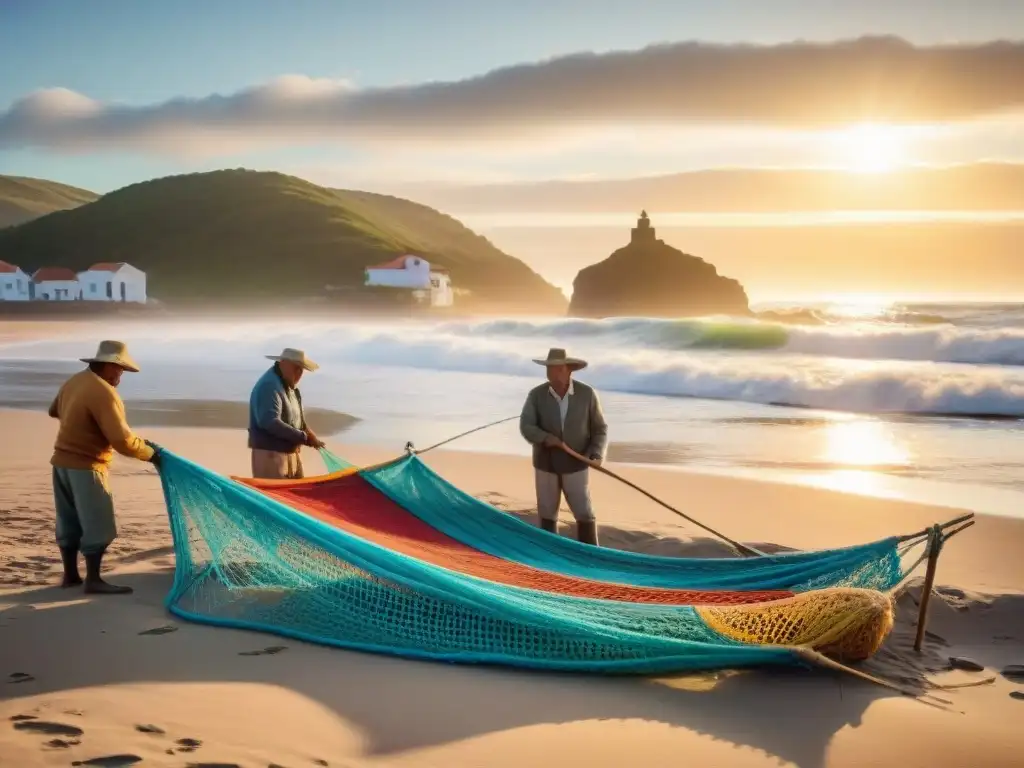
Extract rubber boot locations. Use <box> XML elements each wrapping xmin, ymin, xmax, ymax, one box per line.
<box><xmin>576</xmin><ymin>521</ymin><xmax>600</xmax><ymax>546</ymax></box>
<box><xmin>59</xmin><ymin>546</ymin><xmax>82</xmax><ymax>588</ymax></box>
<box><xmin>83</xmin><ymin>550</ymin><xmax>133</xmax><ymax>595</ymax></box>
<box><xmin>539</xmin><ymin>517</ymin><xmax>558</xmax><ymax>534</ymax></box>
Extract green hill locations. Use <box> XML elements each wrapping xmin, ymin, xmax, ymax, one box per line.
<box><xmin>0</xmin><ymin>175</ymin><xmax>99</xmax><ymax>228</ymax></box>
<box><xmin>0</xmin><ymin>169</ymin><xmax>566</xmax><ymax>311</ymax></box>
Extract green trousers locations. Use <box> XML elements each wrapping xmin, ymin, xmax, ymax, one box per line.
<box><xmin>52</xmin><ymin>466</ymin><xmax>117</xmax><ymax>556</ymax></box>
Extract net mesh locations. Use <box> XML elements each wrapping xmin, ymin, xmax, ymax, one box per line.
<box><xmin>159</xmin><ymin>450</ymin><xmax>894</xmax><ymax>673</ymax></box>
<box><xmin>360</xmin><ymin>456</ymin><xmax>908</xmax><ymax>593</ymax></box>
<box><xmin>251</xmin><ymin>472</ymin><xmax>795</xmax><ymax>606</ymax></box>
<box><xmin>319</xmin><ymin>448</ymin><xmax>354</xmax><ymax>473</ymax></box>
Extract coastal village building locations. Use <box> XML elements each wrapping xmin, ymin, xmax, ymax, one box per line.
<box><xmin>32</xmin><ymin>267</ymin><xmax>80</xmax><ymax>301</ymax></box>
<box><xmin>78</xmin><ymin>262</ymin><xmax>148</xmax><ymax>303</ymax></box>
<box><xmin>0</xmin><ymin>261</ymin><xmax>148</xmax><ymax>303</ymax></box>
<box><xmin>0</xmin><ymin>260</ymin><xmax>31</xmax><ymax>301</ymax></box>
<box><xmin>364</xmin><ymin>255</ymin><xmax>454</xmax><ymax>307</ymax></box>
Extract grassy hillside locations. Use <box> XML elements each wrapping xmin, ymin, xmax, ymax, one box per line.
<box><xmin>0</xmin><ymin>169</ymin><xmax>566</xmax><ymax>310</ymax></box>
<box><xmin>0</xmin><ymin>175</ymin><xmax>99</xmax><ymax>228</ymax></box>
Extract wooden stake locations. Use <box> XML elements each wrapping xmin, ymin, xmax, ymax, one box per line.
<box><xmin>913</xmin><ymin>527</ymin><xmax>942</xmax><ymax>653</ymax></box>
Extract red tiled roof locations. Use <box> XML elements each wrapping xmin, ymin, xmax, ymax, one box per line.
<box><xmin>87</xmin><ymin>262</ymin><xmax>126</xmax><ymax>272</ymax></box>
<box><xmin>0</xmin><ymin>260</ymin><xmax>21</xmax><ymax>274</ymax></box>
<box><xmin>32</xmin><ymin>267</ymin><xmax>78</xmax><ymax>283</ymax></box>
<box><xmin>367</xmin><ymin>255</ymin><xmax>412</xmax><ymax>271</ymax></box>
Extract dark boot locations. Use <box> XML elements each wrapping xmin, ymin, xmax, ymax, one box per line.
<box><xmin>576</xmin><ymin>521</ymin><xmax>599</xmax><ymax>546</ymax></box>
<box><xmin>58</xmin><ymin>546</ymin><xmax>82</xmax><ymax>588</ymax></box>
<box><xmin>539</xmin><ymin>517</ymin><xmax>558</xmax><ymax>534</ymax></box>
<box><xmin>83</xmin><ymin>551</ymin><xmax>132</xmax><ymax>595</ymax></box>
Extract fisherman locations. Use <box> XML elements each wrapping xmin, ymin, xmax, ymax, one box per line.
<box><xmin>519</xmin><ymin>347</ymin><xmax>608</xmax><ymax>546</ymax></box>
<box><xmin>48</xmin><ymin>340</ymin><xmax>162</xmax><ymax>595</ymax></box>
<box><xmin>248</xmin><ymin>347</ymin><xmax>325</xmax><ymax>480</ymax></box>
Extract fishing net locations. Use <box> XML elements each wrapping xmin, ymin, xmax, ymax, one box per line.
<box><xmin>159</xmin><ymin>449</ymin><xmax>896</xmax><ymax>673</ymax></box>
<box><xmin>355</xmin><ymin>455</ymin><xmax>911</xmax><ymax>593</ymax></box>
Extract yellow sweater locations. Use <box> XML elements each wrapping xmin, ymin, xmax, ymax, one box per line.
<box><xmin>49</xmin><ymin>369</ymin><xmax>155</xmax><ymax>471</ymax></box>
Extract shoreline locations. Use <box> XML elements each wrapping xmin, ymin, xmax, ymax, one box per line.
<box><xmin>0</xmin><ymin>399</ymin><xmax>359</xmax><ymax>435</ymax></box>
<box><xmin>2</xmin><ymin>392</ymin><xmax>1023</xmax><ymax>519</ymax></box>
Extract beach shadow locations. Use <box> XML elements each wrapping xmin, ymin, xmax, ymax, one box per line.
<box><xmin>479</xmin><ymin>492</ymin><xmax>799</xmax><ymax>556</ymax></box>
<box><xmin>0</xmin><ymin>571</ymin><xmax>966</xmax><ymax>768</ymax></box>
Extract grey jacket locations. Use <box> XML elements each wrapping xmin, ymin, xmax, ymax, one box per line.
<box><xmin>520</xmin><ymin>379</ymin><xmax>608</xmax><ymax>475</ymax></box>
<box><xmin>247</xmin><ymin>365</ymin><xmax>307</xmax><ymax>453</ymax></box>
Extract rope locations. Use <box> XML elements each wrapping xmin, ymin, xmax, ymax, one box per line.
<box><xmin>405</xmin><ymin>415</ymin><xmax>762</xmax><ymax>558</ymax></box>
<box><xmin>556</xmin><ymin>442</ymin><xmax>763</xmax><ymax>558</ymax></box>
<box><xmin>408</xmin><ymin>415</ymin><xmax>520</xmax><ymax>456</ymax></box>
<box><xmin>383</xmin><ymin>418</ymin><xmax>977</xmax><ymax>564</ymax></box>
<box><xmin>791</xmin><ymin>648</ymin><xmax>956</xmax><ymax>709</ymax></box>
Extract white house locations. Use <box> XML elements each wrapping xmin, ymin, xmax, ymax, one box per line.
<box><xmin>31</xmin><ymin>267</ymin><xmax>81</xmax><ymax>301</ymax></box>
<box><xmin>364</xmin><ymin>255</ymin><xmax>453</xmax><ymax>307</ymax></box>
<box><xmin>77</xmin><ymin>262</ymin><xmax>147</xmax><ymax>303</ymax></box>
<box><xmin>0</xmin><ymin>260</ymin><xmax>31</xmax><ymax>301</ymax></box>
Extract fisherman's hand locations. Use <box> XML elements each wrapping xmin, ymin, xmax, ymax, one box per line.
<box><xmin>304</xmin><ymin>429</ymin><xmax>325</xmax><ymax>449</ymax></box>
<box><xmin>588</xmin><ymin>455</ymin><xmax>603</xmax><ymax>467</ymax></box>
<box><xmin>542</xmin><ymin>435</ymin><xmax>563</xmax><ymax>449</ymax></box>
<box><xmin>144</xmin><ymin>440</ymin><xmax>163</xmax><ymax>470</ymax></box>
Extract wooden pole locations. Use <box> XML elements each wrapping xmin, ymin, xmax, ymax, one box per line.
<box><xmin>913</xmin><ymin>526</ymin><xmax>942</xmax><ymax>653</ymax></box>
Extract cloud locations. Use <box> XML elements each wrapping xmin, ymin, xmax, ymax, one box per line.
<box><xmin>3</xmin><ymin>36</ymin><xmax>1024</xmax><ymax>153</ymax></box>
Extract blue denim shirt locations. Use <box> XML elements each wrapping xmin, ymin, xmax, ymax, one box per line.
<box><xmin>248</xmin><ymin>365</ymin><xmax>306</xmax><ymax>453</ymax></box>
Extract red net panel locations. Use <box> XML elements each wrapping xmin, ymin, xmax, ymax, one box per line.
<box><xmin>250</xmin><ymin>474</ymin><xmax>793</xmax><ymax>606</ymax></box>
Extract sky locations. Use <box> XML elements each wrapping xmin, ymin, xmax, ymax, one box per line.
<box><xmin>3</xmin><ymin>0</ymin><xmax>1024</xmax><ymax>302</ymax></box>
<box><xmin>2</xmin><ymin>0</ymin><xmax>1024</xmax><ymax>193</ymax></box>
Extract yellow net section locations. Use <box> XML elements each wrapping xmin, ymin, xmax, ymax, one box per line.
<box><xmin>696</xmin><ymin>587</ymin><xmax>895</xmax><ymax>662</ymax></box>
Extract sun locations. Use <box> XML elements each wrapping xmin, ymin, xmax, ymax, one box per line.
<box><xmin>833</xmin><ymin>122</ymin><xmax>904</xmax><ymax>174</ymax></box>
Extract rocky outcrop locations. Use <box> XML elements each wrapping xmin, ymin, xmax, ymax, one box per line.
<box><xmin>568</xmin><ymin>212</ymin><xmax>750</xmax><ymax>318</ymax></box>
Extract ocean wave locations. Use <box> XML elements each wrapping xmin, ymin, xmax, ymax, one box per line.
<box><xmin>327</xmin><ymin>333</ymin><xmax>1024</xmax><ymax>417</ymax></box>
<box><xmin>437</xmin><ymin>316</ymin><xmax>1024</xmax><ymax>366</ymax></box>
<box><xmin>6</xmin><ymin>320</ymin><xmax>1024</xmax><ymax>418</ymax></box>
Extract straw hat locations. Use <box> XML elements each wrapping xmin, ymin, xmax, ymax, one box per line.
<box><xmin>80</xmin><ymin>340</ymin><xmax>140</xmax><ymax>373</ymax></box>
<box><xmin>266</xmin><ymin>348</ymin><xmax>319</xmax><ymax>372</ymax></box>
<box><xmin>532</xmin><ymin>347</ymin><xmax>587</xmax><ymax>371</ymax></box>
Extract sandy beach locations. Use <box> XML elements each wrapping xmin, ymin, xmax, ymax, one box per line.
<box><xmin>0</xmin><ymin>404</ymin><xmax>1022</xmax><ymax>768</ymax></box>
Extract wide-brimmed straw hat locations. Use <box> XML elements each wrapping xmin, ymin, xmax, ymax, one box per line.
<box><xmin>266</xmin><ymin>348</ymin><xmax>319</xmax><ymax>372</ymax></box>
<box><xmin>532</xmin><ymin>347</ymin><xmax>587</xmax><ymax>371</ymax></box>
<box><xmin>80</xmin><ymin>340</ymin><xmax>140</xmax><ymax>373</ymax></box>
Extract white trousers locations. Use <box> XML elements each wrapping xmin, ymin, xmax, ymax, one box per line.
<box><xmin>535</xmin><ymin>469</ymin><xmax>595</xmax><ymax>522</ymax></box>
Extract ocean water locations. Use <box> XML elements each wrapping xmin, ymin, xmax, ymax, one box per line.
<box><xmin>2</xmin><ymin>301</ymin><xmax>1024</xmax><ymax>517</ymax></box>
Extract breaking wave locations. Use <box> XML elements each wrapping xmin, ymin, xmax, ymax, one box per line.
<box><xmin>4</xmin><ymin>308</ymin><xmax>1024</xmax><ymax>419</ymax></box>
<box><xmin>437</xmin><ymin>316</ymin><xmax>1024</xmax><ymax>366</ymax></box>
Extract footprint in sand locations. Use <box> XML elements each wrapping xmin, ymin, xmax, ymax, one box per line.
<box><xmin>46</xmin><ymin>738</ymin><xmax>81</xmax><ymax>748</ymax></box>
<box><xmin>134</xmin><ymin>723</ymin><xmax>166</xmax><ymax>735</ymax></box>
<box><xmin>1010</xmin><ymin>691</ymin><xmax>1024</xmax><ymax>701</ymax></box>
<box><xmin>949</xmin><ymin>656</ymin><xmax>985</xmax><ymax>672</ymax></box>
<box><xmin>9</xmin><ymin>714</ymin><xmax>37</xmax><ymax>722</ymax></box>
<box><xmin>175</xmin><ymin>737</ymin><xmax>203</xmax><ymax>753</ymax></box>
<box><xmin>7</xmin><ymin>671</ymin><xmax>35</xmax><ymax>683</ymax></box>
<box><xmin>184</xmin><ymin>763</ymin><xmax>242</xmax><ymax>768</ymax></box>
<box><xmin>138</xmin><ymin>625</ymin><xmax>178</xmax><ymax>636</ymax></box>
<box><xmin>71</xmin><ymin>757</ymin><xmax>143</xmax><ymax>767</ymax></box>
<box><xmin>13</xmin><ymin>720</ymin><xmax>84</xmax><ymax>737</ymax></box>
<box><xmin>1002</xmin><ymin>664</ymin><xmax>1024</xmax><ymax>682</ymax></box>
<box><xmin>238</xmin><ymin>645</ymin><xmax>287</xmax><ymax>656</ymax></box>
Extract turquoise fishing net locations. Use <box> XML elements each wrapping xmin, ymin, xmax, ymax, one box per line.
<box><xmin>157</xmin><ymin>450</ymin><xmax>800</xmax><ymax>673</ymax></box>
<box><xmin>360</xmin><ymin>456</ymin><xmax>908</xmax><ymax>593</ymax></box>
<box><xmin>318</xmin><ymin>447</ymin><xmax>353</xmax><ymax>473</ymax></box>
